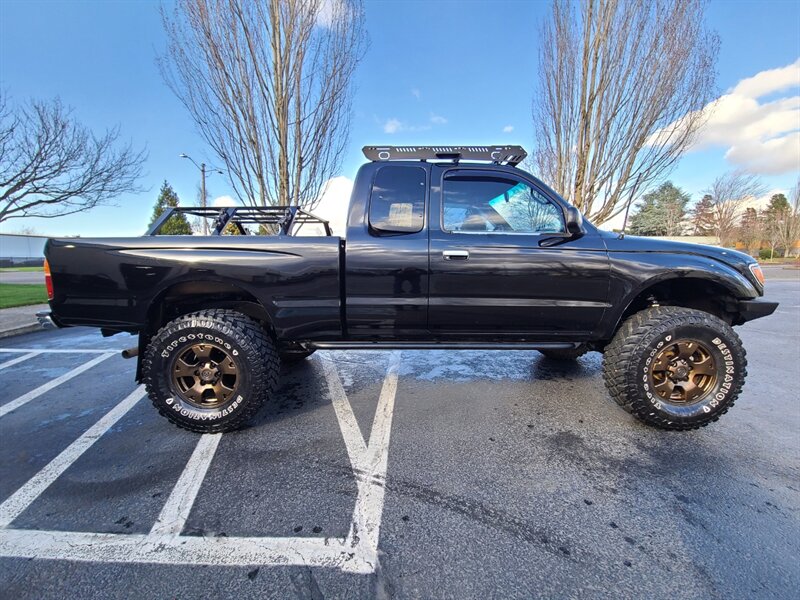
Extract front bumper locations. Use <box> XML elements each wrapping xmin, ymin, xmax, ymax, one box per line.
<box><xmin>736</xmin><ymin>300</ymin><xmax>778</xmax><ymax>323</ymax></box>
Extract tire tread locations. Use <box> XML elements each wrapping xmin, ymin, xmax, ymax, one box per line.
<box><xmin>142</xmin><ymin>309</ymin><xmax>279</xmax><ymax>433</ymax></box>
<box><xmin>602</xmin><ymin>306</ymin><xmax>747</xmax><ymax>431</ymax></box>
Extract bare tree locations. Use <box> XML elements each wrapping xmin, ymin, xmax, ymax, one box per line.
<box><xmin>782</xmin><ymin>180</ymin><xmax>800</xmax><ymax>258</ymax></box>
<box><xmin>705</xmin><ymin>171</ymin><xmax>766</xmax><ymax>248</ymax></box>
<box><xmin>532</xmin><ymin>0</ymin><xmax>718</xmax><ymax>224</ymax></box>
<box><xmin>770</xmin><ymin>182</ymin><xmax>800</xmax><ymax>258</ymax></box>
<box><xmin>510</xmin><ymin>187</ymin><xmax>563</xmax><ymax>232</ymax></box>
<box><xmin>738</xmin><ymin>207</ymin><xmax>762</xmax><ymax>255</ymax></box>
<box><xmin>0</xmin><ymin>94</ymin><xmax>145</xmax><ymax>223</ymax></box>
<box><xmin>160</xmin><ymin>0</ymin><xmax>367</xmax><ymax>210</ymax></box>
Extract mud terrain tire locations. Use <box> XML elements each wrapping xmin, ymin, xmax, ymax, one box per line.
<box><xmin>603</xmin><ymin>307</ymin><xmax>746</xmax><ymax>431</ymax></box>
<box><xmin>142</xmin><ymin>309</ymin><xmax>279</xmax><ymax>433</ymax></box>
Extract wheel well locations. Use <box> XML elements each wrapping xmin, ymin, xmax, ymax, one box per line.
<box><xmin>615</xmin><ymin>278</ymin><xmax>739</xmax><ymax>333</ymax></box>
<box><xmin>135</xmin><ymin>281</ymin><xmax>274</xmax><ymax>384</ymax></box>
<box><xmin>146</xmin><ymin>281</ymin><xmax>274</xmax><ymax>337</ymax></box>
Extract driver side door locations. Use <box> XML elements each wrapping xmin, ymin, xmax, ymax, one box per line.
<box><xmin>428</xmin><ymin>168</ymin><xmax>610</xmax><ymax>339</ymax></box>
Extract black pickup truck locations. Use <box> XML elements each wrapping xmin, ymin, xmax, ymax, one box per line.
<box><xmin>42</xmin><ymin>146</ymin><xmax>777</xmax><ymax>433</ymax></box>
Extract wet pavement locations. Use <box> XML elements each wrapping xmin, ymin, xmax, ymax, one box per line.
<box><xmin>0</xmin><ymin>281</ymin><xmax>797</xmax><ymax>599</ymax></box>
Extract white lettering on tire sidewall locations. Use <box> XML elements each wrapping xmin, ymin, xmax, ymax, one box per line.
<box><xmin>165</xmin><ymin>394</ymin><xmax>245</xmax><ymax>421</ymax></box>
<box><xmin>640</xmin><ymin>333</ymin><xmax>736</xmax><ymax>414</ymax></box>
<box><xmin>158</xmin><ymin>328</ymin><xmax>244</xmax><ymax>421</ymax></box>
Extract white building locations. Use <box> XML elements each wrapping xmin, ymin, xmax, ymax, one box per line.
<box><xmin>0</xmin><ymin>234</ymin><xmax>48</xmax><ymax>267</ymax></box>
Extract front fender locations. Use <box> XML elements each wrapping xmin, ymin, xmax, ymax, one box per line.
<box><xmin>600</xmin><ymin>251</ymin><xmax>760</xmax><ymax>339</ymax></box>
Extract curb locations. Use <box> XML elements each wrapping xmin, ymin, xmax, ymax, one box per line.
<box><xmin>0</xmin><ymin>323</ymin><xmax>42</xmax><ymax>339</ymax></box>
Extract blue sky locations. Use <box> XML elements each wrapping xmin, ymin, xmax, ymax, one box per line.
<box><xmin>1</xmin><ymin>0</ymin><xmax>798</xmax><ymax>236</ymax></box>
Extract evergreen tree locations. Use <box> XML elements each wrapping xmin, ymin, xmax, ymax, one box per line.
<box><xmin>628</xmin><ymin>182</ymin><xmax>690</xmax><ymax>236</ymax></box>
<box><xmin>148</xmin><ymin>180</ymin><xmax>192</xmax><ymax>234</ymax></box>
<box><xmin>765</xmin><ymin>193</ymin><xmax>789</xmax><ymax>216</ymax></box>
<box><xmin>691</xmin><ymin>194</ymin><xmax>716</xmax><ymax>235</ymax></box>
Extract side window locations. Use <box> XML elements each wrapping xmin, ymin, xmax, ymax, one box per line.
<box><xmin>443</xmin><ymin>175</ymin><xmax>565</xmax><ymax>234</ymax></box>
<box><xmin>368</xmin><ymin>166</ymin><xmax>426</xmax><ymax>234</ymax></box>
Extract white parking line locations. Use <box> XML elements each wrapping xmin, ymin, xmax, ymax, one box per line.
<box><xmin>0</xmin><ymin>386</ymin><xmax>146</xmax><ymax>528</ymax></box>
<box><xmin>345</xmin><ymin>352</ymin><xmax>402</xmax><ymax>571</ymax></box>
<box><xmin>0</xmin><ymin>529</ymin><xmax>368</xmax><ymax>571</ymax></box>
<box><xmin>0</xmin><ymin>351</ymin><xmax>42</xmax><ymax>370</ymax></box>
<box><xmin>0</xmin><ymin>352</ymin><xmax>115</xmax><ymax>418</ymax></box>
<box><xmin>0</xmin><ymin>352</ymin><xmax>402</xmax><ymax>574</ymax></box>
<box><xmin>321</xmin><ymin>357</ymin><xmax>368</xmax><ymax>467</ymax></box>
<box><xmin>149</xmin><ymin>434</ymin><xmax>222</xmax><ymax>538</ymax></box>
<box><xmin>0</xmin><ymin>348</ymin><xmax>115</xmax><ymax>354</ymax></box>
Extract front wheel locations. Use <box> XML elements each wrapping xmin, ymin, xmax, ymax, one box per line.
<box><xmin>602</xmin><ymin>307</ymin><xmax>747</xmax><ymax>431</ymax></box>
<box><xmin>142</xmin><ymin>309</ymin><xmax>279</xmax><ymax>433</ymax></box>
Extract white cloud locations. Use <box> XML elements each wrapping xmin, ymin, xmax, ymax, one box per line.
<box><xmin>381</xmin><ymin>118</ymin><xmax>434</xmax><ymax>134</ymax></box>
<box><xmin>315</xmin><ymin>0</ymin><xmax>349</xmax><ymax>27</ymax></box>
<box><xmin>300</xmin><ymin>176</ymin><xmax>353</xmax><ymax>237</ymax></box>
<box><xmin>502</xmin><ymin>125</ymin><xmax>514</xmax><ymax>133</ymax></box>
<box><xmin>659</xmin><ymin>58</ymin><xmax>800</xmax><ymax>175</ymax></box>
<box><xmin>430</xmin><ymin>113</ymin><xmax>447</xmax><ymax>125</ymax></box>
<box><xmin>411</xmin><ymin>88</ymin><xmax>421</xmax><ymax>100</ymax></box>
<box><xmin>212</xmin><ymin>195</ymin><xmax>238</xmax><ymax>207</ymax></box>
<box><xmin>725</xmin><ymin>131</ymin><xmax>800</xmax><ymax>175</ymax></box>
<box><xmin>383</xmin><ymin>118</ymin><xmax>403</xmax><ymax>134</ymax></box>
<box><xmin>731</xmin><ymin>59</ymin><xmax>800</xmax><ymax>98</ymax></box>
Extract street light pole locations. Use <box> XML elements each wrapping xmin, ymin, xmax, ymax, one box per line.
<box><xmin>200</xmin><ymin>162</ymin><xmax>207</xmax><ymax>235</ymax></box>
<box><xmin>180</xmin><ymin>153</ymin><xmax>222</xmax><ymax>236</ymax></box>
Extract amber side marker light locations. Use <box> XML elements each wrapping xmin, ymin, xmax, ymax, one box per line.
<box><xmin>43</xmin><ymin>258</ymin><xmax>54</xmax><ymax>300</ymax></box>
<box><xmin>749</xmin><ymin>263</ymin><xmax>765</xmax><ymax>287</ymax></box>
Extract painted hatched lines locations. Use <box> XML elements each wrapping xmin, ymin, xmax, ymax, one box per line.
<box><xmin>0</xmin><ymin>351</ymin><xmax>403</xmax><ymax>574</ymax></box>
<box><xmin>0</xmin><ymin>351</ymin><xmax>42</xmax><ymax>370</ymax></box>
<box><xmin>321</xmin><ymin>357</ymin><xmax>368</xmax><ymax>465</ymax></box>
<box><xmin>0</xmin><ymin>386</ymin><xmax>147</xmax><ymax>527</ymax></box>
<box><xmin>0</xmin><ymin>529</ymin><xmax>356</xmax><ymax>569</ymax></box>
<box><xmin>0</xmin><ymin>352</ymin><xmax>115</xmax><ymax>418</ymax></box>
<box><xmin>149</xmin><ymin>433</ymin><xmax>222</xmax><ymax>538</ymax></box>
<box><xmin>346</xmin><ymin>352</ymin><xmax>401</xmax><ymax>566</ymax></box>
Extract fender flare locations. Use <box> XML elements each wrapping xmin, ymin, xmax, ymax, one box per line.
<box><xmin>601</xmin><ymin>263</ymin><xmax>757</xmax><ymax>339</ymax></box>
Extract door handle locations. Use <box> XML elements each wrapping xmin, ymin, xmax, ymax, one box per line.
<box><xmin>443</xmin><ymin>250</ymin><xmax>469</xmax><ymax>260</ymax></box>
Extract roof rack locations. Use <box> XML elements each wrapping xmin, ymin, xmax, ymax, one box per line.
<box><xmin>362</xmin><ymin>145</ymin><xmax>527</xmax><ymax>166</ymax></box>
<box><xmin>146</xmin><ymin>206</ymin><xmax>332</xmax><ymax>236</ymax></box>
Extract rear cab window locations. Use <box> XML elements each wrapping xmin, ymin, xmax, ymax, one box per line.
<box><xmin>368</xmin><ymin>166</ymin><xmax>426</xmax><ymax>234</ymax></box>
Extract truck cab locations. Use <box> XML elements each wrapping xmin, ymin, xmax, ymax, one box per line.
<box><xmin>343</xmin><ymin>152</ymin><xmax>609</xmax><ymax>342</ymax></box>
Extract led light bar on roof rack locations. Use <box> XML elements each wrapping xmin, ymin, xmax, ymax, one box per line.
<box><xmin>362</xmin><ymin>145</ymin><xmax>528</xmax><ymax>166</ymax></box>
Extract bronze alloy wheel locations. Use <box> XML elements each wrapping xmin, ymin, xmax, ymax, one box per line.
<box><xmin>169</xmin><ymin>342</ymin><xmax>240</xmax><ymax>409</ymax></box>
<box><xmin>648</xmin><ymin>339</ymin><xmax>718</xmax><ymax>405</ymax></box>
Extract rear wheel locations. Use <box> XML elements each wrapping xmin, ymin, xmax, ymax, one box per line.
<box><xmin>602</xmin><ymin>306</ymin><xmax>746</xmax><ymax>431</ymax></box>
<box><xmin>142</xmin><ymin>309</ymin><xmax>279</xmax><ymax>433</ymax></box>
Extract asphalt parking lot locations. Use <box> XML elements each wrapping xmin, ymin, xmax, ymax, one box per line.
<box><xmin>0</xmin><ymin>279</ymin><xmax>798</xmax><ymax>599</ymax></box>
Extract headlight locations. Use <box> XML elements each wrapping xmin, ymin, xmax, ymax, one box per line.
<box><xmin>748</xmin><ymin>263</ymin><xmax>765</xmax><ymax>287</ymax></box>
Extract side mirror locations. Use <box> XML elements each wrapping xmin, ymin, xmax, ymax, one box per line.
<box><xmin>565</xmin><ymin>206</ymin><xmax>584</xmax><ymax>236</ymax></box>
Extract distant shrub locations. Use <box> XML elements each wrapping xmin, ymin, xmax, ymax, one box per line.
<box><xmin>758</xmin><ymin>249</ymin><xmax>773</xmax><ymax>261</ymax></box>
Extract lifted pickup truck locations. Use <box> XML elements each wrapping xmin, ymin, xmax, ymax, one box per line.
<box><xmin>42</xmin><ymin>145</ymin><xmax>777</xmax><ymax>433</ymax></box>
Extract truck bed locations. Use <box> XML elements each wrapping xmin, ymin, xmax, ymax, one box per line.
<box><xmin>45</xmin><ymin>235</ymin><xmax>343</xmax><ymax>340</ymax></box>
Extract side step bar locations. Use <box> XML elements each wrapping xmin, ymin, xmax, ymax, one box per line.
<box><xmin>308</xmin><ymin>341</ymin><xmax>580</xmax><ymax>351</ymax></box>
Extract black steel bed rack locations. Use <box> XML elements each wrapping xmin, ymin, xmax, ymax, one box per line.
<box><xmin>146</xmin><ymin>206</ymin><xmax>332</xmax><ymax>237</ymax></box>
